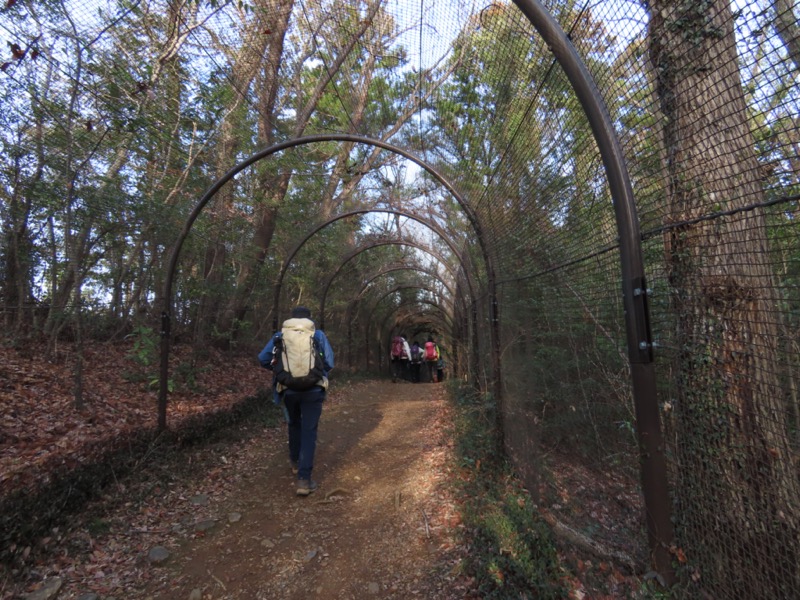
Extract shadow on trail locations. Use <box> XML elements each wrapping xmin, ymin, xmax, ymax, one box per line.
<box><xmin>147</xmin><ymin>379</ymin><xmax>456</xmax><ymax>600</ymax></box>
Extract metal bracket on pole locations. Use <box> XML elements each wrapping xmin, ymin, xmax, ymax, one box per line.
<box><xmin>161</xmin><ymin>311</ymin><xmax>170</xmax><ymax>338</ymax></box>
<box><xmin>627</xmin><ymin>276</ymin><xmax>654</xmax><ymax>365</ymax></box>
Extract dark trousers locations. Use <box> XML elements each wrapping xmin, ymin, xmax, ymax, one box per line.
<box><xmin>410</xmin><ymin>362</ymin><xmax>421</xmax><ymax>382</ymax></box>
<box><xmin>426</xmin><ymin>360</ymin><xmax>437</xmax><ymax>382</ymax></box>
<box><xmin>284</xmin><ymin>387</ymin><xmax>325</xmax><ymax>480</ymax></box>
<box><xmin>392</xmin><ymin>359</ymin><xmax>408</xmax><ymax>382</ymax></box>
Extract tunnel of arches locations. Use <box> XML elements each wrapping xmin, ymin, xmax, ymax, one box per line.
<box><xmin>156</xmin><ymin>0</ymin><xmax>670</xmax><ymax>577</ymax></box>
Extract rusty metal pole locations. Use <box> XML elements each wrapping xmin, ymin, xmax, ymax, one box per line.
<box><xmin>512</xmin><ymin>0</ymin><xmax>674</xmax><ymax>583</ymax></box>
<box><xmin>157</xmin><ymin>310</ymin><xmax>170</xmax><ymax>431</ymax></box>
<box><xmin>365</xmin><ymin>319</ymin><xmax>371</xmax><ymax>373</ymax></box>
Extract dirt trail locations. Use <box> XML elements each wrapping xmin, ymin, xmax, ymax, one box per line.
<box><xmin>144</xmin><ymin>379</ymin><xmax>462</xmax><ymax>599</ymax></box>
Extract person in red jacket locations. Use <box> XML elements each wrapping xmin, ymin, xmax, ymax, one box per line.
<box><xmin>423</xmin><ymin>336</ymin><xmax>440</xmax><ymax>383</ymax></box>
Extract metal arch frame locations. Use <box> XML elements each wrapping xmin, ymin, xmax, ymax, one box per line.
<box><xmin>393</xmin><ymin>312</ymin><xmax>453</xmax><ymax>368</ymax></box>
<box><xmin>366</xmin><ymin>284</ymin><xmax>454</xmax><ymax>327</ymax></box>
<box><xmin>317</xmin><ymin>238</ymin><xmax>478</xmax><ymax>377</ymax></box>
<box><xmin>317</xmin><ymin>237</ymin><xmax>461</xmax><ymax>321</ymax></box>
<box><xmin>268</xmin><ymin>207</ymin><xmax>475</xmax><ymax>330</ymax></box>
<box><xmin>378</xmin><ymin>300</ymin><xmax>453</xmax><ymax>368</ymax></box>
<box><xmin>153</xmin><ymin>19</ymin><xmax>670</xmax><ymax>579</ymax></box>
<box><xmin>397</xmin><ymin>316</ymin><xmax>438</xmax><ymax>336</ymax></box>
<box><xmin>370</xmin><ymin>288</ymin><xmax>454</xmax><ymax>339</ymax></box>
<box><xmin>511</xmin><ymin>0</ymin><xmax>671</xmax><ymax>580</ymax></box>
<box><xmin>378</xmin><ymin>303</ymin><xmax>452</xmax><ymax>373</ymax></box>
<box><xmin>159</xmin><ymin>134</ymin><xmax>498</xmax><ymax>430</ymax></box>
<box><xmin>347</xmin><ymin>264</ymin><xmax>457</xmax><ymax>332</ymax></box>
<box><xmin>376</xmin><ymin>304</ymin><xmax>451</xmax><ymax>374</ymax></box>
<box><xmin>340</xmin><ymin>265</ymin><xmax>459</xmax><ymax>368</ymax></box>
<box><xmin>378</xmin><ymin>310</ymin><xmax>452</xmax><ymax>356</ymax></box>
<box><xmin>354</xmin><ymin>263</ymin><xmax>456</xmax><ymax>302</ymax></box>
<box><xmin>393</xmin><ymin>310</ymin><xmax>451</xmax><ymax>363</ymax></box>
<box><xmin>372</xmin><ymin>297</ymin><xmax>453</xmax><ymax>372</ymax></box>
<box><xmin>393</xmin><ymin>311</ymin><xmax>446</xmax><ymax>340</ymax></box>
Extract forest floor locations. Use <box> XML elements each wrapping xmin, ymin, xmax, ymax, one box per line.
<box><xmin>0</xmin><ymin>341</ymin><xmax>650</xmax><ymax>599</ymax></box>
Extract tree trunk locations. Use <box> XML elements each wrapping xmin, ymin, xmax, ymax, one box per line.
<box><xmin>3</xmin><ymin>200</ymin><xmax>33</xmax><ymax>335</ymax></box>
<box><xmin>72</xmin><ymin>290</ymin><xmax>84</xmax><ymax>411</ymax></box>
<box><xmin>195</xmin><ymin>0</ymin><xmax>289</xmax><ymax>344</ymax></box>
<box><xmin>2</xmin><ymin>76</ymin><xmax>48</xmax><ymax>337</ymax></box>
<box><xmin>773</xmin><ymin>0</ymin><xmax>800</xmax><ymax>72</ymax></box>
<box><xmin>217</xmin><ymin>0</ymin><xmax>463</xmax><ymax>335</ymax></box>
<box><xmin>649</xmin><ymin>0</ymin><xmax>800</xmax><ymax>595</ymax></box>
<box><xmin>317</xmin><ymin>48</ymin><xmax>378</xmax><ymax>221</ymax></box>
<box><xmin>45</xmin><ymin>0</ymin><xmax>200</xmax><ymax>345</ymax></box>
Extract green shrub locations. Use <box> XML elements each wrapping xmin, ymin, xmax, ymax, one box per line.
<box><xmin>450</xmin><ymin>383</ymin><xmax>568</xmax><ymax>599</ymax></box>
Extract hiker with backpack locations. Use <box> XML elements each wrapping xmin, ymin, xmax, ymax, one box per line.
<box><xmin>409</xmin><ymin>340</ymin><xmax>423</xmax><ymax>383</ymax></box>
<box><xmin>424</xmin><ymin>336</ymin><xmax>440</xmax><ymax>383</ymax></box>
<box><xmin>389</xmin><ymin>334</ymin><xmax>411</xmax><ymax>383</ymax></box>
<box><xmin>258</xmin><ymin>306</ymin><xmax>334</xmax><ymax>497</ymax></box>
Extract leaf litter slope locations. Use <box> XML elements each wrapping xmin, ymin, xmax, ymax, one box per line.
<box><xmin>145</xmin><ymin>379</ymin><xmax>464</xmax><ymax>599</ymax></box>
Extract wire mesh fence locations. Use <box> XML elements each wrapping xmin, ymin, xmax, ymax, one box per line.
<box><xmin>2</xmin><ymin>0</ymin><xmax>799</xmax><ymax>595</ymax></box>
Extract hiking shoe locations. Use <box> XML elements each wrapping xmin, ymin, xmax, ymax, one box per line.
<box><xmin>290</xmin><ymin>460</ymin><xmax>299</xmax><ymax>475</ymax></box>
<box><xmin>296</xmin><ymin>479</ymin><xmax>318</xmax><ymax>496</ymax></box>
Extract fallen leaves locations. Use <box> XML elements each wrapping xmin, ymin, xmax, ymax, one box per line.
<box><xmin>0</xmin><ymin>343</ymin><xmax>650</xmax><ymax>599</ymax></box>
<box><xmin>0</xmin><ymin>341</ymin><xmax>268</xmax><ymax>500</ymax></box>
<box><xmin>670</xmin><ymin>544</ymin><xmax>688</xmax><ymax>564</ymax></box>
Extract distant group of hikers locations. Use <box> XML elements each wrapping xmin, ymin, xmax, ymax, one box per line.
<box><xmin>389</xmin><ymin>334</ymin><xmax>445</xmax><ymax>384</ymax></box>
<box><xmin>258</xmin><ymin>306</ymin><xmax>444</xmax><ymax>498</ymax></box>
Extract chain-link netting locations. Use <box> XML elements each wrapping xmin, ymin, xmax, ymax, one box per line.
<box><xmin>3</xmin><ymin>0</ymin><xmax>799</xmax><ymax>594</ymax></box>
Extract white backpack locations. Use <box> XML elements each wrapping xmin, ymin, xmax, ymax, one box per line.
<box><xmin>274</xmin><ymin>318</ymin><xmax>327</xmax><ymax>391</ymax></box>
